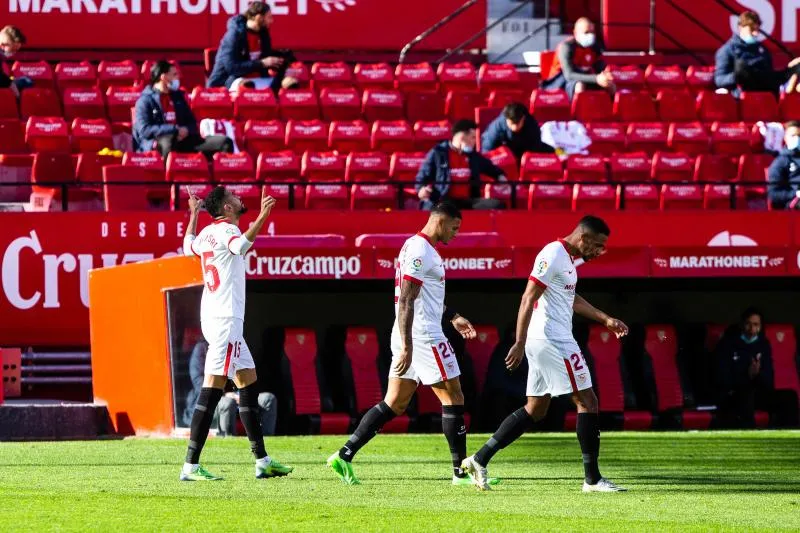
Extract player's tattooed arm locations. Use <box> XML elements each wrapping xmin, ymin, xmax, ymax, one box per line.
<box><xmin>506</xmin><ymin>281</ymin><xmax>546</xmax><ymax>370</ymax></box>
<box><xmin>574</xmin><ymin>294</ymin><xmax>629</xmax><ymax>338</ymax></box>
<box><xmin>394</xmin><ymin>279</ymin><xmax>422</xmax><ymax>375</ymax></box>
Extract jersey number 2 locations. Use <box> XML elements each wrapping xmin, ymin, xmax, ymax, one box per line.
<box><xmin>201</xmin><ymin>252</ymin><xmax>220</xmax><ymax>292</ymax></box>
<box><xmin>570</xmin><ymin>353</ymin><xmax>585</xmax><ymax>371</ymax></box>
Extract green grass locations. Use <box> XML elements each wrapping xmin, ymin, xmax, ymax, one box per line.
<box><xmin>1</xmin><ymin>432</ymin><xmax>799</xmax><ymax>532</ymax></box>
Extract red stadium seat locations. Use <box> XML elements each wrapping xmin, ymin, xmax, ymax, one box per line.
<box><xmin>257</xmin><ymin>150</ymin><xmax>301</xmax><ymax>182</ymax></box>
<box><xmin>485</xmin><ymin>146</ymin><xmax>519</xmax><ymax>181</ymax></box>
<box><xmin>213</xmin><ymin>152</ymin><xmax>254</xmax><ymax>182</ymax></box>
<box><xmin>405</xmin><ymin>91</ymin><xmax>446</xmax><ymax>122</ymax></box>
<box><xmin>0</xmin><ymin>88</ymin><xmax>18</xmax><ymax>119</ymax></box>
<box><xmin>608</xmin><ymin>65</ymin><xmax>646</xmax><ymax>92</ymax></box>
<box><xmin>31</xmin><ymin>152</ymin><xmax>76</xmax><ymax>187</ymax></box>
<box><xmin>190</xmin><ymin>87</ymin><xmax>232</xmax><ymax>120</ymax></box>
<box><xmin>573</xmin><ymin>183</ymin><xmax>616</xmax><ymax>211</ymax></box>
<box><xmin>710</xmin><ymin>122</ymin><xmax>752</xmax><ymax>155</ymax></box>
<box><xmin>310</xmin><ymin>61</ymin><xmax>354</xmax><ymax>91</ymax></box>
<box><xmin>243</xmin><ymin>119</ymin><xmax>285</xmax><ymax>157</ymax></box>
<box><xmin>437</xmin><ymin>62</ymin><xmax>477</xmax><ymax>94</ymax></box>
<box><xmin>475</xmin><ymin>106</ymin><xmax>502</xmax><ymax>129</ymax></box>
<box><xmin>614</xmin><ymin>91</ymin><xmax>657</xmax><ymax>122</ymax></box>
<box><xmin>703</xmin><ymin>184</ymin><xmax>745</xmax><ymax>209</ymax></box>
<box><xmin>362</xmin><ymin>89</ymin><xmax>404</xmax><ymax>121</ymax></box>
<box><xmin>697</xmin><ymin>91</ymin><xmax>738</xmax><ymax>122</ymax></box>
<box><xmin>645</xmin><ymin>64</ymin><xmax>686</xmax><ymax>93</ymax></box>
<box><xmin>737</xmin><ymin>153</ymin><xmax>774</xmax><ymax>183</ymax></box>
<box><xmin>350</xmin><ymin>183</ymin><xmax>395</xmax><ymax>210</ymax></box>
<box><xmin>319</xmin><ymin>87</ymin><xmax>362</xmax><ymax>121</ymax></box>
<box><xmin>63</xmin><ymin>88</ymin><xmax>105</xmax><ymax>121</ymax></box>
<box><xmin>389</xmin><ymin>151</ymin><xmax>426</xmax><ymax>183</ymax></box>
<box><xmin>572</xmin><ymin>91</ymin><xmax>613</xmax><ymax>122</ymax></box>
<box><xmin>20</xmin><ymin>88</ymin><xmax>61</xmax><ymax>119</ymax></box>
<box><xmin>98</xmin><ymin>60</ymin><xmax>139</xmax><ymax>90</ymax></box>
<box><xmin>660</xmin><ymin>184</ymin><xmax>704</xmax><ymax>210</ymax></box>
<box><xmin>652</xmin><ymin>152</ymin><xmax>694</xmax><ymax>183</ymax></box>
<box><xmin>685</xmin><ymin>65</ymin><xmax>715</xmax><ymax>94</ymax></box>
<box><xmin>71</xmin><ymin>118</ymin><xmax>113</xmax><ymax>153</ymax></box>
<box><xmin>140</xmin><ymin>60</ymin><xmax>180</xmax><ymax>83</ymax></box>
<box><xmin>484</xmin><ymin>182</ymin><xmax>528</xmax><ymax>209</ymax></box>
<box><xmin>621</xmin><ymin>183</ymin><xmax>659</xmax><ymax>210</ymax></box>
<box><xmin>740</xmin><ymin>92</ymin><xmax>779</xmax><ymax>122</ymax></box>
<box><xmin>0</xmin><ymin>152</ymin><xmax>33</xmax><ymax>203</ymax></box>
<box><xmin>77</xmin><ymin>152</ymin><xmax>121</xmax><ymax>186</ymax></box>
<box><xmin>329</xmin><ymin>120</ymin><xmax>371</xmax><ymax>152</ymax></box>
<box><xmin>285</xmin><ymin>62</ymin><xmax>311</xmax><ymax>85</ymax></box>
<box><xmin>279</xmin><ymin>88</ymin><xmax>320</xmax><ymax>121</ymax></box>
<box><xmin>487</xmin><ymin>89</ymin><xmax>525</xmax><ymax>109</ymax></box>
<box><xmin>656</xmin><ymin>89</ymin><xmax>698</xmax><ymax>122</ymax></box>
<box><xmin>12</xmin><ymin>61</ymin><xmax>54</xmax><ymax>88</ymax></box>
<box><xmin>626</xmin><ymin>122</ymin><xmax>668</xmax><ymax>155</ymax></box>
<box><xmin>765</xmin><ymin>325</ymin><xmax>800</xmax><ymax>403</ymax></box>
<box><xmin>286</xmin><ymin>119</ymin><xmax>328</xmax><ymax>153</ymax></box>
<box><xmin>466</xmin><ymin>326</ymin><xmax>499</xmax><ymax>397</ymax></box>
<box><xmin>354</xmin><ymin>63</ymin><xmax>394</xmax><ymax>91</ymax></box>
<box><xmin>586</xmin><ymin>122</ymin><xmax>626</xmax><ymax>155</ymax></box>
<box><xmin>262</xmin><ymin>182</ymin><xmax>305</xmax><ymax>209</ymax></box>
<box><xmin>234</xmin><ymin>89</ymin><xmax>279</xmax><ymax>121</ymax></box>
<box><xmin>780</xmin><ymin>92</ymin><xmax>800</xmax><ymax>121</ymax></box>
<box><xmin>346</xmin><ymin>151</ymin><xmax>389</xmax><ymax>182</ymax></box>
<box><xmin>668</xmin><ymin>122</ymin><xmax>710</xmax><ymax>155</ymax></box>
<box><xmin>306</xmin><ymin>182</ymin><xmax>349</xmax><ymax>209</ymax></box>
<box><xmin>103</xmin><ymin>164</ymin><xmax>169</xmax><ymax>211</ymax></box>
<box><xmin>520</xmin><ymin>152</ymin><xmax>563</xmax><ymax>182</ymax></box>
<box><xmin>694</xmin><ymin>154</ymin><xmax>738</xmax><ymax>183</ymax></box>
<box><xmin>55</xmin><ymin>61</ymin><xmax>97</xmax><ymax>91</ymax></box>
<box><xmin>609</xmin><ymin>152</ymin><xmax>651</xmax><ymax>183</ymax></box>
<box><xmin>528</xmin><ymin>183</ymin><xmax>572</xmax><ymax>210</ymax></box>
<box><xmin>395</xmin><ymin>62</ymin><xmax>438</xmax><ymax>93</ymax></box>
<box><xmin>371</xmin><ymin>120</ymin><xmax>414</xmax><ymax>152</ymax></box>
<box><xmin>565</xmin><ymin>154</ymin><xmax>607</xmax><ymax>182</ymax></box>
<box><xmin>478</xmin><ymin>63</ymin><xmax>519</xmax><ymax>98</ymax></box>
<box><xmin>25</xmin><ymin>116</ymin><xmax>69</xmax><ymax>153</ymax></box>
<box><xmin>105</xmin><ymin>86</ymin><xmax>142</xmax><ymax>123</ymax></box>
<box><xmin>166</xmin><ymin>152</ymin><xmax>210</xmax><ymax>183</ymax></box>
<box><xmin>413</xmin><ymin>120</ymin><xmax>450</xmax><ymax>151</ymax></box>
<box><xmin>123</xmin><ymin>150</ymin><xmax>164</xmax><ymax>171</ymax></box>
<box><xmin>302</xmin><ymin>150</ymin><xmax>346</xmax><ymax>182</ymax></box>
<box><xmin>445</xmin><ymin>90</ymin><xmax>483</xmax><ymax>122</ymax></box>
<box><xmin>0</xmin><ymin>119</ymin><xmax>27</xmax><ymax>153</ymax></box>
<box><xmin>529</xmin><ymin>89</ymin><xmax>571</xmax><ymax>122</ymax></box>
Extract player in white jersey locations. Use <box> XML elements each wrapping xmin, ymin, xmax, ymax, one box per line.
<box><xmin>179</xmin><ymin>185</ymin><xmax>293</xmax><ymax>481</ymax></box>
<box><xmin>462</xmin><ymin>216</ymin><xmax>629</xmax><ymax>492</ymax></box>
<box><xmin>327</xmin><ymin>202</ymin><xmax>487</xmax><ymax>488</ymax></box>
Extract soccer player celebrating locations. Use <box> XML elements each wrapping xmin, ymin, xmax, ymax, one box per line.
<box><xmin>180</xmin><ymin>186</ymin><xmax>293</xmax><ymax>481</ymax></box>
<box><xmin>462</xmin><ymin>215</ymin><xmax>628</xmax><ymax>492</ymax></box>
<box><xmin>328</xmin><ymin>202</ymin><xmax>484</xmax><ymax>487</ymax></box>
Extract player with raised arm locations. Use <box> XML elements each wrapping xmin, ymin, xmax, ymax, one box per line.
<box><xmin>180</xmin><ymin>185</ymin><xmax>293</xmax><ymax>481</ymax></box>
<box><xmin>462</xmin><ymin>215</ymin><xmax>629</xmax><ymax>492</ymax></box>
<box><xmin>327</xmin><ymin>202</ymin><xmax>487</xmax><ymax>488</ymax></box>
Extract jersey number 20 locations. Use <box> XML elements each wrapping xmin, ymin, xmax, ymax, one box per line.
<box><xmin>201</xmin><ymin>252</ymin><xmax>220</xmax><ymax>292</ymax></box>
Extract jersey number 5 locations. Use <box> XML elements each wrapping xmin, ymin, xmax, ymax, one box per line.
<box><xmin>201</xmin><ymin>252</ymin><xmax>220</xmax><ymax>292</ymax></box>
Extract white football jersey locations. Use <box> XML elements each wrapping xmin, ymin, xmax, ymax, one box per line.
<box><xmin>190</xmin><ymin>220</ymin><xmax>247</xmax><ymax>322</ymax></box>
<box><xmin>527</xmin><ymin>240</ymin><xmax>580</xmax><ymax>341</ymax></box>
<box><xmin>392</xmin><ymin>233</ymin><xmax>446</xmax><ymax>340</ymax></box>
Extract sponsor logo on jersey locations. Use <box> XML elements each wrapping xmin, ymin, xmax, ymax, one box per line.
<box><xmin>536</xmin><ymin>260</ymin><xmax>548</xmax><ymax>275</ymax></box>
<box><xmin>411</xmin><ymin>257</ymin><xmax>423</xmax><ymax>272</ymax></box>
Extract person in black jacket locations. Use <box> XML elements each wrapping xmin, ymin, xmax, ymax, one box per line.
<box><xmin>416</xmin><ymin>120</ymin><xmax>507</xmax><ymax>210</ymax></box>
<box><xmin>715</xmin><ymin>307</ymin><xmax>774</xmax><ymax>428</ymax></box>
<box><xmin>207</xmin><ymin>2</ymin><xmax>297</xmax><ymax>94</ymax></box>
<box><xmin>0</xmin><ymin>26</ymin><xmax>32</xmax><ymax>97</ymax></box>
<box><xmin>134</xmin><ymin>61</ymin><xmax>232</xmax><ymax>158</ymax></box>
<box><xmin>481</xmin><ymin>102</ymin><xmax>554</xmax><ymax>161</ymax></box>
<box><xmin>768</xmin><ymin>121</ymin><xmax>800</xmax><ymax>209</ymax></box>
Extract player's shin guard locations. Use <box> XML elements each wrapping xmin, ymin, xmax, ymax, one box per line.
<box><xmin>185</xmin><ymin>387</ymin><xmax>224</xmax><ymax>464</ymax></box>
<box><xmin>442</xmin><ymin>405</ymin><xmax>467</xmax><ymax>477</ymax></box>
<box><xmin>474</xmin><ymin>407</ymin><xmax>531</xmax><ymax>467</ymax></box>
<box><xmin>238</xmin><ymin>384</ymin><xmax>268</xmax><ymax>460</ymax></box>
<box><xmin>338</xmin><ymin>401</ymin><xmax>396</xmax><ymax>462</ymax></box>
<box><xmin>576</xmin><ymin>412</ymin><xmax>602</xmax><ymax>484</ymax></box>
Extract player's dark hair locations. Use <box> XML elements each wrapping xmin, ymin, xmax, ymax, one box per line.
<box><xmin>452</xmin><ymin>119</ymin><xmax>477</xmax><ymax>137</ymax></box>
<box><xmin>578</xmin><ymin>215</ymin><xmax>610</xmax><ymax>236</ymax></box>
<box><xmin>245</xmin><ymin>1</ymin><xmax>270</xmax><ymax>19</ymax></box>
<box><xmin>204</xmin><ymin>186</ymin><xmax>228</xmax><ymax>218</ymax></box>
<box><xmin>741</xmin><ymin>306</ymin><xmax>763</xmax><ymax>323</ymax></box>
<box><xmin>503</xmin><ymin>102</ymin><xmax>527</xmax><ymax>123</ymax></box>
<box><xmin>431</xmin><ymin>201</ymin><xmax>462</xmax><ymax>220</ymax></box>
<box><xmin>150</xmin><ymin>60</ymin><xmax>175</xmax><ymax>85</ymax></box>
<box><xmin>738</xmin><ymin>10</ymin><xmax>761</xmax><ymax>28</ymax></box>
<box><xmin>785</xmin><ymin>120</ymin><xmax>800</xmax><ymax>130</ymax></box>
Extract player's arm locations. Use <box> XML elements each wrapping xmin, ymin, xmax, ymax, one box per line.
<box><xmin>228</xmin><ymin>193</ymin><xmax>277</xmax><ymax>255</ymax></box>
<box><xmin>444</xmin><ymin>306</ymin><xmax>476</xmax><ymax>340</ymax></box>
<box><xmin>505</xmin><ymin>280</ymin><xmax>546</xmax><ymax>370</ymax></box>
<box><xmin>394</xmin><ymin>278</ymin><xmax>422</xmax><ymax>375</ymax></box>
<box><xmin>182</xmin><ymin>189</ymin><xmax>202</xmax><ymax>257</ymax></box>
<box><xmin>573</xmin><ymin>294</ymin><xmax>629</xmax><ymax>338</ymax></box>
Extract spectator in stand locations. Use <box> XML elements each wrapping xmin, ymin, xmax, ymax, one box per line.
<box><xmin>134</xmin><ymin>61</ymin><xmax>233</xmax><ymax>158</ymax></box>
<box><xmin>0</xmin><ymin>26</ymin><xmax>32</xmax><ymax>97</ymax></box>
<box><xmin>714</xmin><ymin>11</ymin><xmax>800</xmax><ymax>96</ymax></box>
<box><xmin>540</xmin><ymin>17</ymin><xmax>614</xmax><ymax>100</ymax></box>
<box><xmin>416</xmin><ymin>119</ymin><xmax>507</xmax><ymax>210</ymax></box>
<box><xmin>768</xmin><ymin>121</ymin><xmax>800</xmax><ymax>209</ymax></box>
<box><xmin>207</xmin><ymin>2</ymin><xmax>298</xmax><ymax>94</ymax></box>
<box><xmin>481</xmin><ymin>102</ymin><xmax>554</xmax><ymax>161</ymax></box>
<box><xmin>715</xmin><ymin>307</ymin><xmax>774</xmax><ymax>429</ymax></box>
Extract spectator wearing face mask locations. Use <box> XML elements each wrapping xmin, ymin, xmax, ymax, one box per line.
<box><xmin>715</xmin><ymin>11</ymin><xmax>800</xmax><ymax>96</ymax></box>
<box><xmin>207</xmin><ymin>1</ymin><xmax>298</xmax><ymax>94</ymax></box>
<box><xmin>541</xmin><ymin>17</ymin><xmax>613</xmax><ymax>100</ymax></box>
<box><xmin>134</xmin><ymin>60</ymin><xmax>233</xmax><ymax>159</ymax></box>
<box><xmin>416</xmin><ymin>119</ymin><xmax>507</xmax><ymax>210</ymax></box>
<box><xmin>0</xmin><ymin>25</ymin><xmax>32</xmax><ymax>97</ymax></box>
<box><xmin>767</xmin><ymin>121</ymin><xmax>800</xmax><ymax>209</ymax></box>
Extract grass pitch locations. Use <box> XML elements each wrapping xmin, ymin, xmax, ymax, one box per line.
<box><xmin>1</xmin><ymin>432</ymin><xmax>799</xmax><ymax>532</ymax></box>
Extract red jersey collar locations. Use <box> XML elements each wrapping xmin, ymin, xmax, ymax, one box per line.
<box><xmin>213</xmin><ymin>217</ymin><xmax>231</xmax><ymax>225</ymax></box>
<box><xmin>558</xmin><ymin>238</ymin><xmax>577</xmax><ymax>263</ymax></box>
<box><xmin>416</xmin><ymin>232</ymin><xmax>434</xmax><ymax>246</ymax></box>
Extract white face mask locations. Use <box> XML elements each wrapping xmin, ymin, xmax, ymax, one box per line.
<box><xmin>787</xmin><ymin>135</ymin><xmax>799</xmax><ymax>150</ymax></box>
<box><xmin>169</xmin><ymin>79</ymin><xmax>180</xmax><ymax>91</ymax></box>
<box><xmin>576</xmin><ymin>32</ymin><xmax>596</xmax><ymax>48</ymax></box>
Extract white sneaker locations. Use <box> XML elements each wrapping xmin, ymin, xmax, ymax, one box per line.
<box><xmin>582</xmin><ymin>477</ymin><xmax>627</xmax><ymax>492</ymax></box>
<box><xmin>460</xmin><ymin>455</ymin><xmax>491</xmax><ymax>491</ymax></box>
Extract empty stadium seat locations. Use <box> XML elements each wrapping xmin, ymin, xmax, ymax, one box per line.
<box><xmin>703</xmin><ymin>184</ymin><xmax>744</xmax><ymax>209</ymax></box>
<box><xmin>697</xmin><ymin>91</ymin><xmax>738</xmax><ymax>122</ymax></box>
<box><xmin>609</xmin><ymin>65</ymin><xmax>646</xmax><ymax>92</ymax></box>
<box><xmin>354</xmin><ymin>62</ymin><xmax>394</xmax><ymax>90</ymax></box>
<box><xmin>626</xmin><ymin>122</ymin><xmax>668</xmax><ymax>155</ymax></box>
<box><xmin>77</xmin><ymin>152</ymin><xmax>120</xmax><ymax>185</ymax></box>
<box><xmin>105</xmin><ymin>86</ymin><xmax>142</xmax><ymax>124</ymax></box>
<box><xmin>737</xmin><ymin>153</ymin><xmax>774</xmax><ymax>183</ymax></box>
<box><xmin>529</xmin><ymin>89</ymin><xmax>571</xmax><ymax>122</ymax></box>
<box><xmin>445</xmin><ymin>89</ymin><xmax>483</xmax><ymax>122</ymax></box>
<box><xmin>685</xmin><ymin>65</ymin><xmax>714</xmax><ymax>94</ymax></box>
<box><xmin>710</xmin><ymin>121</ymin><xmax>753</xmax><ymax>155</ymax></box>
<box><xmin>652</xmin><ymin>152</ymin><xmax>694</xmax><ymax>182</ymax></box>
<box><xmin>609</xmin><ymin>152</ymin><xmax>651</xmax><ymax>182</ymax></box>
<box><xmin>395</xmin><ymin>62</ymin><xmax>438</xmax><ymax>93</ymax></box>
<box><xmin>780</xmin><ymin>92</ymin><xmax>800</xmax><ymax>121</ymax></box>
<box><xmin>263</xmin><ymin>182</ymin><xmax>306</xmax><ymax>209</ymax></box>
<box><xmin>71</xmin><ymin>118</ymin><xmax>113</xmax><ymax>153</ymax></box>
<box><xmin>350</xmin><ymin>183</ymin><xmax>395</xmax><ymax>210</ymax></box>
<box><xmin>286</xmin><ymin>119</ymin><xmax>328</xmax><ymax>153</ymax></box>
<box><xmin>621</xmin><ymin>183</ymin><xmax>659</xmax><ymax>210</ymax></box>
<box><xmin>306</xmin><ymin>182</ymin><xmax>349</xmax><ymax>209</ymax></box>
<box><xmin>213</xmin><ymin>152</ymin><xmax>254</xmax><ymax>182</ymax></box>
<box><xmin>31</xmin><ymin>152</ymin><xmax>95</xmax><ymax>207</ymax></box>
<box><xmin>371</xmin><ymin>120</ymin><xmax>414</xmax><ymax>152</ymax></box>
<box><xmin>528</xmin><ymin>183</ymin><xmax>572</xmax><ymax>210</ymax></box>
<box><xmin>345</xmin><ymin>151</ymin><xmax>389</xmax><ymax>182</ymax></box>
<box><xmin>26</xmin><ymin>116</ymin><xmax>69</xmax><ymax>152</ymax></box>
<box><xmin>302</xmin><ymin>150</ymin><xmax>346</xmax><ymax>182</ymax></box>
<box><xmin>437</xmin><ymin>62</ymin><xmax>477</xmax><ymax>93</ymax></box>
<box><xmin>668</xmin><ymin>122</ymin><xmax>710</xmax><ymax>155</ymax></box>
<box><xmin>140</xmin><ymin>60</ymin><xmax>180</xmax><ymax>83</ymax></box>
<box><xmin>484</xmin><ymin>182</ymin><xmax>527</xmax><ymax>209</ymax></box>
<box><xmin>123</xmin><ymin>150</ymin><xmax>164</xmax><ymax>171</ymax></box>
<box><xmin>0</xmin><ymin>88</ymin><xmax>18</xmax><ymax>119</ymax></box>
<box><xmin>103</xmin><ymin>164</ymin><xmax>168</xmax><ymax>211</ymax></box>
<box><xmin>405</xmin><ymin>91</ymin><xmax>446</xmax><ymax>122</ymax></box>
<box><xmin>243</xmin><ymin>119</ymin><xmax>286</xmax><ymax>157</ymax></box>
<box><xmin>573</xmin><ymin>183</ymin><xmax>616</xmax><ymax>211</ymax></box>
<box><xmin>234</xmin><ymin>89</ymin><xmax>279</xmax><ymax>121</ymax></box>
<box><xmin>694</xmin><ymin>153</ymin><xmax>738</xmax><ymax>183</ymax></box>
<box><xmin>20</xmin><ymin>88</ymin><xmax>61</xmax><ymax>119</ymax></box>
<box><xmin>478</xmin><ymin>63</ymin><xmax>519</xmax><ymax>98</ymax></box>
<box><xmin>389</xmin><ymin>151</ymin><xmax>425</xmax><ymax>183</ymax></box>
<box><xmin>475</xmin><ymin>106</ymin><xmax>502</xmax><ymax>129</ymax></box>
<box><xmin>413</xmin><ymin>120</ymin><xmax>450</xmax><ymax>151</ymax></box>
<box><xmin>362</xmin><ymin>89</ymin><xmax>404</xmax><ymax>121</ymax></box>
<box><xmin>764</xmin><ymin>325</ymin><xmax>800</xmax><ymax>405</ymax></box>
<box><xmin>485</xmin><ymin>146</ymin><xmax>519</xmax><ymax>181</ymax></box>
<box><xmin>62</xmin><ymin>87</ymin><xmax>105</xmax><ymax>121</ymax></box>
<box><xmin>0</xmin><ymin>119</ymin><xmax>26</xmax><ymax>153</ymax></box>
<box><xmin>466</xmin><ymin>325</ymin><xmax>499</xmax><ymax>397</ymax></box>
<box><xmin>55</xmin><ymin>61</ymin><xmax>97</xmax><ymax>91</ymax></box>
<box><xmin>645</xmin><ymin>64</ymin><xmax>686</xmax><ymax>92</ymax></box>
<box><xmin>310</xmin><ymin>61</ymin><xmax>354</xmax><ymax>91</ymax></box>
<box><xmin>257</xmin><ymin>150</ymin><xmax>301</xmax><ymax>182</ymax></box>
<box><xmin>656</xmin><ymin>89</ymin><xmax>698</xmax><ymax>122</ymax></box>
<box><xmin>190</xmin><ymin>87</ymin><xmax>232</xmax><ymax>120</ymax></box>
<box><xmin>586</xmin><ymin>122</ymin><xmax>625</xmax><ymax>155</ymax></box>
<box><xmin>614</xmin><ymin>91</ymin><xmax>658</xmax><ymax>122</ymax></box>
<box><xmin>285</xmin><ymin>62</ymin><xmax>311</xmax><ymax>84</ymax></box>
<box><xmin>487</xmin><ymin>89</ymin><xmax>525</xmax><ymax>109</ymax></box>
<box><xmin>329</xmin><ymin>120</ymin><xmax>371</xmax><ymax>152</ymax></box>
<box><xmin>279</xmin><ymin>88</ymin><xmax>320</xmax><ymax>121</ymax></box>
<box><xmin>572</xmin><ymin>91</ymin><xmax>613</xmax><ymax>123</ymax></box>
<box><xmin>166</xmin><ymin>152</ymin><xmax>210</xmax><ymax>182</ymax></box>
<box><xmin>660</xmin><ymin>184</ymin><xmax>704</xmax><ymax>209</ymax></box>
<box><xmin>565</xmin><ymin>154</ymin><xmax>607</xmax><ymax>182</ymax></box>
<box><xmin>740</xmin><ymin>91</ymin><xmax>779</xmax><ymax>122</ymax></box>
<box><xmin>319</xmin><ymin>87</ymin><xmax>362</xmax><ymax>121</ymax></box>
<box><xmin>520</xmin><ymin>152</ymin><xmax>563</xmax><ymax>182</ymax></box>
<box><xmin>13</xmin><ymin>61</ymin><xmax>54</xmax><ymax>88</ymax></box>
<box><xmin>98</xmin><ymin>60</ymin><xmax>139</xmax><ymax>90</ymax></box>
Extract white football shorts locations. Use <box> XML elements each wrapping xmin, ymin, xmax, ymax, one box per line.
<box><xmin>526</xmin><ymin>338</ymin><xmax>592</xmax><ymax>397</ymax></box>
<box><xmin>389</xmin><ymin>331</ymin><xmax>461</xmax><ymax>385</ymax></box>
<box><xmin>201</xmin><ymin>317</ymin><xmax>255</xmax><ymax>378</ymax></box>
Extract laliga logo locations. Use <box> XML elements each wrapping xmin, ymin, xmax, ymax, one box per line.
<box><xmin>316</xmin><ymin>0</ymin><xmax>355</xmax><ymax>12</ymax></box>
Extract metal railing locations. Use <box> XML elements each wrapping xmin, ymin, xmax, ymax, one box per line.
<box><xmin>399</xmin><ymin>0</ymin><xmax>480</xmax><ymax>64</ymax></box>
